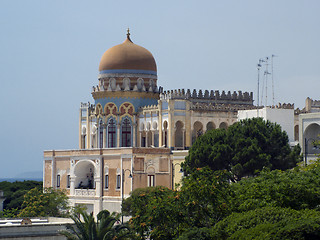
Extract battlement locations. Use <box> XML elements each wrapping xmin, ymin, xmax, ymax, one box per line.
<box><xmin>190</xmin><ymin>102</ymin><xmax>257</xmax><ymax>112</ymax></box>
<box><xmin>305</xmin><ymin>97</ymin><xmax>320</xmax><ymax>113</ymax></box>
<box><xmin>160</xmin><ymin>89</ymin><xmax>254</xmax><ymax>104</ymax></box>
<box><xmin>140</xmin><ymin>104</ymin><xmax>159</xmax><ymax>111</ymax></box>
<box><xmin>270</xmin><ymin>103</ymin><xmax>295</xmax><ymax>109</ymax></box>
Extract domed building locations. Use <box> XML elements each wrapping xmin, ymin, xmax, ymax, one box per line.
<box><xmin>44</xmin><ymin>30</ymin><xmax>254</xmax><ymax>215</ymax></box>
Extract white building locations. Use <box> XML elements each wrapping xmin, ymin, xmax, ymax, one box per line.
<box><xmin>238</xmin><ymin>104</ymin><xmax>295</xmax><ymax>143</ymax></box>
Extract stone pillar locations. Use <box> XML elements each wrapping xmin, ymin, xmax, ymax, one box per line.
<box><xmin>146</xmin><ymin>131</ymin><xmax>149</xmax><ymax>147</ymax></box>
<box><xmin>133</xmin><ymin>123</ymin><xmax>137</xmax><ymax>147</ymax></box>
<box><xmin>158</xmin><ymin>101</ymin><xmax>163</xmax><ymax>147</ymax></box>
<box><xmin>117</xmin><ymin>123</ymin><xmax>121</xmax><ymax>147</ymax></box>
<box><xmin>182</xmin><ymin>129</ymin><xmax>185</xmax><ymax>148</ymax></box>
<box><xmin>168</xmin><ymin>101</ymin><xmax>173</xmax><ymax>148</ymax></box>
<box><xmin>79</xmin><ymin>109</ymin><xmax>82</xmax><ymax>149</ymax></box>
<box><xmin>103</xmin><ymin>127</ymin><xmax>107</xmax><ymax>148</ymax></box>
<box><xmin>185</xmin><ymin>101</ymin><xmax>192</xmax><ymax>147</ymax></box>
<box><xmin>151</xmin><ymin>131</ymin><xmax>155</xmax><ymax>146</ymax></box>
<box><xmin>70</xmin><ymin>176</ymin><xmax>75</xmax><ymax>195</ymax></box>
<box><xmin>95</xmin><ymin>177</ymin><xmax>101</xmax><ymax>197</ymax></box>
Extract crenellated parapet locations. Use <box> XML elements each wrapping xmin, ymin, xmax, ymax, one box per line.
<box><xmin>190</xmin><ymin>102</ymin><xmax>257</xmax><ymax>112</ymax></box>
<box><xmin>160</xmin><ymin>89</ymin><xmax>254</xmax><ymax>105</ymax></box>
<box><xmin>270</xmin><ymin>103</ymin><xmax>295</xmax><ymax>109</ymax></box>
<box><xmin>140</xmin><ymin>104</ymin><xmax>159</xmax><ymax>111</ymax></box>
<box><xmin>305</xmin><ymin>97</ymin><xmax>320</xmax><ymax>113</ymax></box>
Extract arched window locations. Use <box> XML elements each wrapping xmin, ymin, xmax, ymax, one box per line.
<box><xmin>122</xmin><ymin>118</ymin><xmax>131</xmax><ymax>147</ymax></box>
<box><xmin>108</xmin><ymin>119</ymin><xmax>116</xmax><ymax>148</ymax></box>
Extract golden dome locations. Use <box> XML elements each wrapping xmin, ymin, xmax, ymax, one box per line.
<box><xmin>99</xmin><ymin>33</ymin><xmax>157</xmax><ymax>75</ymax></box>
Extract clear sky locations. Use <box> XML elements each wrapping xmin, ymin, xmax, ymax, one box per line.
<box><xmin>0</xmin><ymin>0</ymin><xmax>319</xmax><ymax>178</ymax></box>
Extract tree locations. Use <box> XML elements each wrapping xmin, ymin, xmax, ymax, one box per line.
<box><xmin>183</xmin><ymin>118</ymin><xmax>302</xmax><ymax>180</ymax></box>
<box><xmin>123</xmin><ymin>168</ymin><xmax>232</xmax><ymax>240</ymax></box>
<box><xmin>60</xmin><ymin>209</ymin><xmax>133</xmax><ymax>240</ymax></box>
<box><xmin>18</xmin><ymin>187</ymin><xmax>69</xmax><ymax>217</ymax></box>
<box><xmin>0</xmin><ymin>180</ymin><xmax>42</xmax><ymax>214</ymax></box>
<box><xmin>231</xmin><ymin>166</ymin><xmax>320</xmax><ymax>212</ymax></box>
<box><xmin>123</xmin><ymin>186</ymin><xmax>181</xmax><ymax>239</ymax></box>
<box><xmin>210</xmin><ymin>207</ymin><xmax>320</xmax><ymax>240</ymax></box>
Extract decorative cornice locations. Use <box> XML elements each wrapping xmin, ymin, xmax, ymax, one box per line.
<box><xmin>92</xmin><ymin>91</ymin><xmax>159</xmax><ymax>100</ymax></box>
<box><xmin>98</xmin><ymin>72</ymin><xmax>157</xmax><ymax>79</ymax></box>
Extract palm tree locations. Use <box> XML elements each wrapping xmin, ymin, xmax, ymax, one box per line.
<box><xmin>60</xmin><ymin>209</ymin><xmax>133</xmax><ymax>240</ymax></box>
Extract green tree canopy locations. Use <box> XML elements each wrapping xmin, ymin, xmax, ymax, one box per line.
<box><xmin>183</xmin><ymin>118</ymin><xmax>302</xmax><ymax>180</ymax></box>
<box><xmin>123</xmin><ymin>168</ymin><xmax>232</xmax><ymax>240</ymax></box>
<box><xmin>0</xmin><ymin>180</ymin><xmax>42</xmax><ymax>210</ymax></box>
<box><xmin>211</xmin><ymin>207</ymin><xmax>320</xmax><ymax>240</ymax></box>
<box><xmin>18</xmin><ymin>187</ymin><xmax>69</xmax><ymax>217</ymax></box>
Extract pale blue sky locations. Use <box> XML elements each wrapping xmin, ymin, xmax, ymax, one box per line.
<box><xmin>0</xmin><ymin>0</ymin><xmax>319</xmax><ymax>178</ymax></box>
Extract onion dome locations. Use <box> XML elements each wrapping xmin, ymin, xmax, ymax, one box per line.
<box><xmin>99</xmin><ymin>30</ymin><xmax>157</xmax><ymax>76</ymax></box>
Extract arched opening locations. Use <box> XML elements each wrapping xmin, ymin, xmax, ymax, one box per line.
<box><xmin>304</xmin><ymin>123</ymin><xmax>320</xmax><ymax>154</ymax></box>
<box><xmin>163</xmin><ymin>121</ymin><xmax>168</xmax><ymax>147</ymax></box>
<box><xmin>74</xmin><ymin>161</ymin><xmax>95</xmax><ymax>189</ymax></box>
<box><xmin>107</xmin><ymin>118</ymin><xmax>116</xmax><ymax>148</ymax></box>
<box><xmin>175</xmin><ymin>121</ymin><xmax>184</xmax><ymax>148</ymax></box>
<box><xmin>294</xmin><ymin>125</ymin><xmax>299</xmax><ymax>141</ymax></box>
<box><xmin>192</xmin><ymin>121</ymin><xmax>203</xmax><ymax>144</ymax></box>
<box><xmin>206</xmin><ymin>122</ymin><xmax>216</xmax><ymax>132</ymax></box>
<box><xmin>219</xmin><ymin>122</ymin><xmax>228</xmax><ymax>130</ymax></box>
<box><xmin>121</xmin><ymin>118</ymin><xmax>131</xmax><ymax>147</ymax></box>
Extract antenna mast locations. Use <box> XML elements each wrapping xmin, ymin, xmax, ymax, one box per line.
<box><xmin>257</xmin><ymin>60</ymin><xmax>262</xmax><ymax>107</ymax></box>
<box><xmin>271</xmin><ymin>54</ymin><xmax>278</xmax><ymax>106</ymax></box>
<box><xmin>264</xmin><ymin>57</ymin><xmax>271</xmax><ymax>106</ymax></box>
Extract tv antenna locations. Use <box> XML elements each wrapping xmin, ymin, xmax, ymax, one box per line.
<box><xmin>271</xmin><ymin>54</ymin><xmax>278</xmax><ymax>106</ymax></box>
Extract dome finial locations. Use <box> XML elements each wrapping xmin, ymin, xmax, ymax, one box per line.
<box><xmin>126</xmin><ymin>28</ymin><xmax>132</xmax><ymax>42</ymax></box>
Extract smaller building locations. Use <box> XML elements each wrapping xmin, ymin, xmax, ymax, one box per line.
<box><xmin>299</xmin><ymin>98</ymin><xmax>320</xmax><ymax>164</ymax></box>
<box><xmin>0</xmin><ymin>217</ymin><xmax>72</xmax><ymax>240</ymax></box>
<box><xmin>238</xmin><ymin>104</ymin><xmax>295</xmax><ymax>143</ymax></box>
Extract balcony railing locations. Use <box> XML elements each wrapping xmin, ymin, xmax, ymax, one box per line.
<box><xmin>74</xmin><ymin>189</ymin><xmax>96</xmax><ymax>197</ymax></box>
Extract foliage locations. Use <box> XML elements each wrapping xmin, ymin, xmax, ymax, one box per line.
<box><xmin>183</xmin><ymin>118</ymin><xmax>302</xmax><ymax>180</ymax></box>
<box><xmin>231</xmin><ymin>167</ymin><xmax>320</xmax><ymax>212</ymax></box>
<box><xmin>123</xmin><ymin>186</ymin><xmax>180</xmax><ymax>239</ymax></box>
<box><xmin>18</xmin><ymin>187</ymin><xmax>69</xmax><ymax>217</ymax></box>
<box><xmin>60</xmin><ymin>209</ymin><xmax>133</xmax><ymax>240</ymax></box>
<box><xmin>0</xmin><ymin>180</ymin><xmax>42</xmax><ymax>213</ymax></box>
<box><xmin>123</xmin><ymin>168</ymin><xmax>232</xmax><ymax>240</ymax></box>
<box><xmin>179</xmin><ymin>168</ymin><xmax>232</xmax><ymax>228</ymax></box>
<box><xmin>0</xmin><ymin>208</ymin><xmax>19</xmax><ymax>218</ymax></box>
<box><xmin>211</xmin><ymin>207</ymin><xmax>320</xmax><ymax>240</ymax></box>
<box><xmin>177</xmin><ymin>227</ymin><xmax>213</xmax><ymax>240</ymax></box>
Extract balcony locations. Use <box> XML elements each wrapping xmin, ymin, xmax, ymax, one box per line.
<box><xmin>74</xmin><ymin>189</ymin><xmax>96</xmax><ymax>197</ymax></box>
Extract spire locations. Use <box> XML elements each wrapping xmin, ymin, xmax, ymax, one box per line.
<box><xmin>126</xmin><ymin>28</ymin><xmax>132</xmax><ymax>42</ymax></box>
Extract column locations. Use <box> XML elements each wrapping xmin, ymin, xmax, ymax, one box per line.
<box><xmin>117</xmin><ymin>123</ymin><xmax>121</xmax><ymax>147</ymax></box>
<box><xmin>70</xmin><ymin>176</ymin><xmax>75</xmax><ymax>195</ymax></box>
<box><xmin>132</xmin><ymin>123</ymin><xmax>137</xmax><ymax>147</ymax></box>
<box><xmin>182</xmin><ymin>129</ymin><xmax>185</xmax><ymax>148</ymax></box>
<box><xmin>146</xmin><ymin>131</ymin><xmax>149</xmax><ymax>147</ymax></box>
<box><xmin>158</xmin><ymin>100</ymin><xmax>163</xmax><ymax>147</ymax></box>
<box><xmin>103</xmin><ymin>126</ymin><xmax>107</xmax><ymax>148</ymax></box>
<box><xmin>151</xmin><ymin>131</ymin><xmax>155</xmax><ymax>146</ymax></box>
